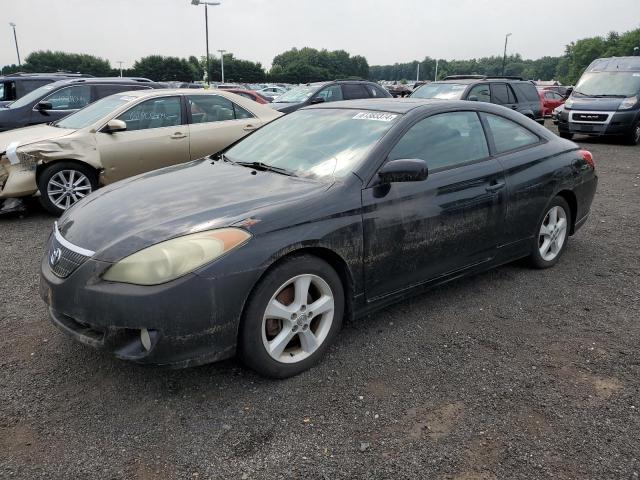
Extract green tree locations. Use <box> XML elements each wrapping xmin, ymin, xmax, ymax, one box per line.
<box><xmin>9</xmin><ymin>50</ymin><xmax>112</xmax><ymax>76</ymax></box>
<box><xmin>269</xmin><ymin>47</ymin><xmax>369</xmax><ymax>83</ymax></box>
<box><xmin>132</xmin><ymin>55</ymin><xmax>198</xmax><ymax>82</ymax></box>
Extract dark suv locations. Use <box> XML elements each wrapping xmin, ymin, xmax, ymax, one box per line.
<box><xmin>411</xmin><ymin>76</ymin><xmax>544</xmax><ymax>124</ymax></box>
<box><xmin>269</xmin><ymin>80</ymin><xmax>391</xmax><ymax>114</ymax></box>
<box><xmin>0</xmin><ymin>77</ymin><xmax>161</xmax><ymax>132</ymax></box>
<box><xmin>0</xmin><ymin>72</ymin><xmax>93</xmax><ymax>107</ymax></box>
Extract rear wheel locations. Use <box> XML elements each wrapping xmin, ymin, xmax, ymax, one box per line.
<box><xmin>239</xmin><ymin>255</ymin><xmax>344</xmax><ymax>378</ymax></box>
<box><xmin>38</xmin><ymin>162</ymin><xmax>98</xmax><ymax>216</ymax></box>
<box><xmin>626</xmin><ymin>121</ymin><xmax>640</xmax><ymax>146</ymax></box>
<box><xmin>529</xmin><ymin>197</ymin><xmax>571</xmax><ymax>269</ymax></box>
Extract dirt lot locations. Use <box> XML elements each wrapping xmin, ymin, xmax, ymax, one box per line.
<box><xmin>1</xmin><ymin>124</ymin><xmax>639</xmax><ymax>479</ymax></box>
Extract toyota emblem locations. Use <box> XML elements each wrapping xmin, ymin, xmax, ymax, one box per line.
<box><xmin>50</xmin><ymin>247</ymin><xmax>62</xmax><ymax>267</ymax></box>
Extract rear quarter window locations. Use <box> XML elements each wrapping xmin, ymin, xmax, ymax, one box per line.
<box><xmin>513</xmin><ymin>83</ymin><xmax>540</xmax><ymax>103</ymax></box>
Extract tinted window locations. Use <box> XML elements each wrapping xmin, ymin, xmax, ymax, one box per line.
<box><xmin>17</xmin><ymin>79</ymin><xmax>50</xmax><ymax>97</ymax></box>
<box><xmin>187</xmin><ymin>95</ymin><xmax>254</xmax><ymax>123</ymax></box>
<box><xmin>117</xmin><ymin>96</ymin><xmax>182</xmax><ymax>131</ymax></box>
<box><xmin>506</xmin><ymin>85</ymin><xmax>517</xmax><ymax>103</ymax></box>
<box><xmin>94</xmin><ymin>84</ymin><xmax>150</xmax><ymax>99</ymax></box>
<box><xmin>491</xmin><ymin>84</ymin><xmax>510</xmax><ymax>105</ymax></box>
<box><xmin>483</xmin><ymin>114</ymin><xmax>539</xmax><ymax>153</ymax></box>
<box><xmin>43</xmin><ymin>85</ymin><xmax>91</xmax><ymax>110</ymax></box>
<box><xmin>366</xmin><ymin>85</ymin><xmax>388</xmax><ymax>98</ymax></box>
<box><xmin>412</xmin><ymin>83</ymin><xmax>466</xmax><ymax>100</ymax></box>
<box><xmin>342</xmin><ymin>84</ymin><xmax>368</xmax><ymax>100</ymax></box>
<box><xmin>514</xmin><ymin>82</ymin><xmax>540</xmax><ymax>102</ymax></box>
<box><xmin>316</xmin><ymin>85</ymin><xmax>343</xmax><ymax>103</ymax></box>
<box><xmin>388</xmin><ymin>112</ymin><xmax>489</xmax><ymax>171</ymax></box>
<box><xmin>467</xmin><ymin>84</ymin><xmax>491</xmax><ymax>102</ymax></box>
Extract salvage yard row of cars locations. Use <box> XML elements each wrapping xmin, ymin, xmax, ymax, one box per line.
<box><xmin>6</xmin><ymin>55</ymin><xmax>640</xmax><ymax>377</ymax></box>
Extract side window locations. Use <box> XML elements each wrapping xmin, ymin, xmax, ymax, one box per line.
<box><xmin>117</xmin><ymin>96</ymin><xmax>182</xmax><ymax>131</ymax></box>
<box><xmin>94</xmin><ymin>84</ymin><xmax>149</xmax><ymax>99</ymax></box>
<box><xmin>315</xmin><ymin>85</ymin><xmax>343</xmax><ymax>103</ymax></box>
<box><xmin>467</xmin><ymin>84</ymin><xmax>491</xmax><ymax>103</ymax></box>
<box><xmin>365</xmin><ymin>85</ymin><xmax>382</xmax><ymax>97</ymax></box>
<box><xmin>387</xmin><ymin>112</ymin><xmax>489</xmax><ymax>171</ymax></box>
<box><xmin>342</xmin><ymin>84</ymin><xmax>368</xmax><ymax>100</ymax></box>
<box><xmin>187</xmin><ymin>95</ymin><xmax>254</xmax><ymax>124</ymax></box>
<box><xmin>544</xmin><ymin>91</ymin><xmax>555</xmax><ymax>99</ymax></box>
<box><xmin>490</xmin><ymin>84</ymin><xmax>510</xmax><ymax>105</ymax></box>
<box><xmin>483</xmin><ymin>114</ymin><xmax>539</xmax><ymax>154</ymax></box>
<box><xmin>506</xmin><ymin>85</ymin><xmax>517</xmax><ymax>103</ymax></box>
<box><xmin>43</xmin><ymin>85</ymin><xmax>91</xmax><ymax>110</ymax></box>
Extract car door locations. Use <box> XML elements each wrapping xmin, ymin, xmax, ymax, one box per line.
<box><xmin>96</xmin><ymin>95</ymin><xmax>189</xmax><ymax>184</ymax></box>
<box><xmin>361</xmin><ymin>111</ymin><xmax>507</xmax><ymax>300</ymax></box>
<box><xmin>186</xmin><ymin>94</ymin><xmax>262</xmax><ymax>160</ymax></box>
<box><xmin>480</xmin><ymin>112</ymin><xmax>547</xmax><ymax>256</ymax></box>
<box><xmin>30</xmin><ymin>84</ymin><xmax>92</xmax><ymax>124</ymax></box>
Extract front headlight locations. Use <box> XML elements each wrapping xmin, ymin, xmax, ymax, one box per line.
<box><xmin>564</xmin><ymin>98</ymin><xmax>574</xmax><ymax>109</ymax></box>
<box><xmin>103</xmin><ymin>228</ymin><xmax>251</xmax><ymax>285</ymax></box>
<box><xmin>618</xmin><ymin>96</ymin><xmax>638</xmax><ymax>110</ymax></box>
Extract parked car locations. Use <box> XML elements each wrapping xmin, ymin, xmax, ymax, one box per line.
<box><xmin>0</xmin><ymin>72</ymin><xmax>93</xmax><ymax>107</ymax></box>
<box><xmin>539</xmin><ymin>85</ymin><xmax>572</xmax><ymax>97</ymax></box>
<box><xmin>0</xmin><ymin>89</ymin><xmax>281</xmax><ymax>215</ymax></box>
<box><xmin>223</xmin><ymin>88</ymin><xmax>272</xmax><ymax>104</ymax></box>
<box><xmin>269</xmin><ymin>80</ymin><xmax>391</xmax><ymax>113</ymax></box>
<box><xmin>539</xmin><ymin>89</ymin><xmax>565</xmax><ymax>116</ymax></box>
<box><xmin>257</xmin><ymin>86</ymin><xmax>288</xmax><ymax>99</ymax></box>
<box><xmin>39</xmin><ymin>99</ymin><xmax>597</xmax><ymax>378</ymax></box>
<box><xmin>552</xmin><ymin>104</ymin><xmax>564</xmax><ymax>125</ymax></box>
<box><xmin>411</xmin><ymin>76</ymin><xmax>544</xmax><ymax>124</ymax></box>
<box><xmin>386</xmin><ymin>83</ymin><xmax>413</xmax><ymax>97</ymax></box>
<box><xmin>0</xmin><ymin>77</ymin><xmax>161</xmax><ymax>132</ymax></box>
<box><xmin>557</xmin><ymin>56</ymin><xmax>640</xmax><ymax>145</ymax></box>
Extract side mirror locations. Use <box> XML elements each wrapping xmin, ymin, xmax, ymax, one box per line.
<box><xmin>564</xmin><ymin>87</ymin><xmax>574</xmax><ymax>99</ymax></box>
<box><xmin>378</xmin><ymin>159</ymin><xmax>428</xmax><ymax>184</ymax></box>
<box><xmin>310</xmin><ymin>97</ymin><xmax>325</xmax><ymax>105</ymax></box>
<box><xmin>36</xmin><ymin>101</ymin><xmax>53</xmax><ymax>111</ymax></box>
<box><xmin>103</xmin><ymin>119</ymin><xmax>127</xmax><ymax>133</ymax></box>
<box><xmin>468</xmin><ymin>95</ymin><xmax>479</xmax><ymax>102</ymax></box>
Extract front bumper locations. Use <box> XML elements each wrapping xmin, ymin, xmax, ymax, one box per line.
<box><xmin>39</xmin><ymin>235</ymin><xmax>261</xmax><ymax>368</ymax></box>
<box><xmin>0</xmin><ymin>156</ymin><xmax>38</xmax><ymax>199</ymax></box>
<box><xmin>558</xmin><ymin>110</ymin><xmax>637</xmax><ymax>137</ymax></box>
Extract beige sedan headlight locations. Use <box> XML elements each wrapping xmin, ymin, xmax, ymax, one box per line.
<box><xmin>103</xmin><ymin>228</ymin><xmax>251</xmax><ymax>285</ymax></box>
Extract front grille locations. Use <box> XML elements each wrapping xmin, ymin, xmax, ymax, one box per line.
<box><xmin>573</xmin><ymin>113</ymin><xmax>608</xmax><ymax>123</ymax></box>
<box><xmin>48</xmin><ymin>223</ymin><xmax>94</xmax><ymax>278</ymax></box>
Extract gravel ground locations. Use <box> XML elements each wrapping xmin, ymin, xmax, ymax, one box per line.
<box><xmin>1</xmin><ymin>125</ymin><xmax>639</xmax><ymax>480</ymax></box>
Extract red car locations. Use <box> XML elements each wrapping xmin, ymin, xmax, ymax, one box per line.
<box><xmin>539</xmin><ymin>89</ymin><xmax>565</xmax><ymax>116</ymax></box>
<box><xmin>224</xmin><ymin>88</ymin><xmax>271</xmax><ymax>104</ymax></box>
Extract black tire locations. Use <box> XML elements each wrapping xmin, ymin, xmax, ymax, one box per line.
<box><xmin>529</xmin><ymin>196</ymin><xmax>572</xmax><ymax>269</ymax></box>
<box><xmin>239</xmin><ymin>254</ymin><xmax>345</xmax><ymax>378</ymax></box>
<box><xmin>37</xmin><ymin>162</ymin><xmax>98</xmax><ymax>216</ymax></box>
<box><xmin>559</xmin><ymin>131</ymin><xmax>574</xmax><ymax>140</ymax></box>
<box><xmin>625</xmin><ymin>121</ymin><xmax>640</xmax><ymax>146</ymax></box>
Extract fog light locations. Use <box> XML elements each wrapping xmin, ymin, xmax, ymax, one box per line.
<box><xmin>140</xmin><ymin>328</ymin><xmax>151</xmax><ymax>351</ymax></box>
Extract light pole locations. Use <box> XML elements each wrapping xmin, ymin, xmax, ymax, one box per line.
<box><xmin>191</xmin><ymin>0</ymin><xmax>221</xmax><ymax>86</ymax></box>
<box><xmin>117</xmin><ymin>61</ymin><xmax>124</xmax><ymax>77</ymax></box>
<box><xmin>502</xmin><ymin>33</ymin><xmax>512</xmax><ymax>76</ymax></box>
<box><xmin>218</xmin><ymin>49</ymin><xmax>226</xmax><ymax>83</ymax></box>
<box><xmin>434</xmin><ymin>59</ymin><xmax>439</xmax><ymax>81</ymax></box>
<box><xmin>9</xmin><ymin>22</ymin><xmax>21</xmax><ymax>66</ymax></box>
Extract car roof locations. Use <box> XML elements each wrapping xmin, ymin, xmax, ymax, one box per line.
<box><xmin>433</xmin><ymin>77</ymin><xmax>532</xmax><ymax>85</ymax></box>
<box><xmin>43</xmin><ymin>77</ymin><xmax>158</xmax><ymax>88</ymax></box>
<box><xmin>306</xmin><ymin>98</ymin><xmax>454</xmax><ymax>114</ymax></box>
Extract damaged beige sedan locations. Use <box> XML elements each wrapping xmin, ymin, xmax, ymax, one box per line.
<box><xmin>0</xmin><ymin>89</ymin><xmax>282</xmax><ymax>215</ymax></box>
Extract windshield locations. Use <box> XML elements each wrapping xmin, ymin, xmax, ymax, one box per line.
<box><xmin>54</xmin><ymin>95</ymin><xmax>133</xmax><ymax>129</ymax></box>
<box><xmin>273</xmin><ymin>85</ymin><xmax>317</xmax><ymax>103</ymax></box>
<box><xmin>411</xmin><ymin>83</ymin><xmax>467</xmax><ymax>100</ymax></box>
<box><xmin>8</xmin><ymin>84</ymin><xmax>56</xmax><ymax>109</ymax></box>
<box><xmin>574</xmin><ymin>72</ymin><xmax>640</xmax><ymax>97</ymax></box>
<box><xmin>225</xmin><ymin>109</ymin><xmax>400</xmax><ymax>179</ymax></box>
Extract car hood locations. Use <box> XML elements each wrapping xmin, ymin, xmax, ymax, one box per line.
<box><xmin>566</xmin><ymin>96</ymin><xmax>626</xmax><ymax>111</ymax></box>
<box><xmin>0</xmin><ymin>123</ymin><xmax>75</xmax><ymax>153</ymax></box>
<box><xmin>58</xmin><ymin>159</ymin><xmax>331</xmax><ymax>262</ymax></box>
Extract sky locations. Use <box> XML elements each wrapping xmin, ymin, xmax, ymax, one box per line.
<box><xmin>2</xmin><ymin>0</ymin><xmax>639</xmax><ymax>70</ymax></box>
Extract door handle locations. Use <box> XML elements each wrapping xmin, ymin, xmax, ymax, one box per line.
<box><xmin>243</xmin><ymin>124</ymin><xmax>257</xmax><ymax>131</ymax></box>
<box><xmin>170</xmin><ymin>132</ymin><xmax>187</xmax><ymax>139</ymax></box>
<box><xmin>486</xmin><ymin>181</ymin><xmax>506</xmax><ymax>193</ymax></box>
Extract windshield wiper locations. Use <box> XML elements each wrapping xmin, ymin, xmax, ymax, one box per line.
<box><xmin>236</xmin><ymin>161</ymin><xmax>297</xmax><ymax>177</ymax></box>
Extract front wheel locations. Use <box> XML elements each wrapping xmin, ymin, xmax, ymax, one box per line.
<box><xmin>529</xmin><ymin>197</ymin><xmax>571</xmax><ymax>269</ymax></box>
<box><xmin>37</xmin><ymin>162</ymin><xmax>98</xmax><ymax>216</ymax></box>
<box><xmin>626</xmin><ymin>121</ymin><xmax>640</xmax><ymax>146</ymax></box>
<box><xmin>239</xmin><ymin>255</ymin><xmax>344</xmax><ymax>378</ymax></box>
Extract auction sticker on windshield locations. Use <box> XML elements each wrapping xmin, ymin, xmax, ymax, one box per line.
<box><xmin>352</xmin><ymin>112</ymin><xmax>398</xmax><ymax>122</ymax></box>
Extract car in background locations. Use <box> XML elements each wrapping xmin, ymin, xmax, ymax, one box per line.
<box><xmin>39</xmin><ymin>98</ymin><xmax>597</xmax><ymax>378</ymax></box>
<box><xmin>0</xmin><ymin>72</ymin><xmax>93</xmax><ymax>107</ymax></box>
<box><xmin>552</xmin><ymin>104</ymin><xmax>564</xmax><ymax>125</ymax></box>
<box><xmin>223</xmin><ymin>88</ymin><xmax>272</xmax><ymax>104</ymax></box>
<box><xmin>386</xmin><ymin>83</ymin><xmax>412</xmax><ymax>98</ymax></box>
<box><xmin>0</xmin><ymin>77</ymin><xmax>161</xmax><ymax>132</ymax></box>
<box><xmin>539</xmin><ymin>85</ymin><xmax>572</xmax><ymax>97</ymax></box>
<box><xmin>557</xmin><ymin>56</ymin><xmax>640</xmax><ymax>145</ymax></box>
<box><xmin>257</xmin><ymin>86</ymin><xmax>287</xmax><ymax>99</ymax></box>
<box><xmin>411</xmin><ymin>76</ymin><xmax>544</xmax><ymax>124</ymax></box>
<box><xmin>539</xmin><ymin>89</ymin><xmax>565</xmax><ymax>116</ymax></box>
<box><xmin>0</xmin><ymin>89</ymin><xmax>281</xmax><ymax>215</ymax></box>
<box><xmin>269</xmin><ymin>80</ymin><xmax>391</xmax><ymax>113</ymax></box>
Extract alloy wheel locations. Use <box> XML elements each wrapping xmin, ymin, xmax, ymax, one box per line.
<box><xmin>538</xmin><ymin>206</ymin><xmax>568</xmax><ymax>262</ymax></box>
<box><xmin>261</xmin><ymin>274</ymin><xmax>335</xmax><ymax>364</ymax></box>
<box><xmin>47</xmin><ymin>169</ymin><xmax>93</xmax><ymax>210</ymax></box>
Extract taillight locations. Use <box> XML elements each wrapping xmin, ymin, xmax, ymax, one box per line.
<box><xmin>580</xmin><ymin>149</ymin><xmax>595</xmax><ymax>169</ymax></box>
